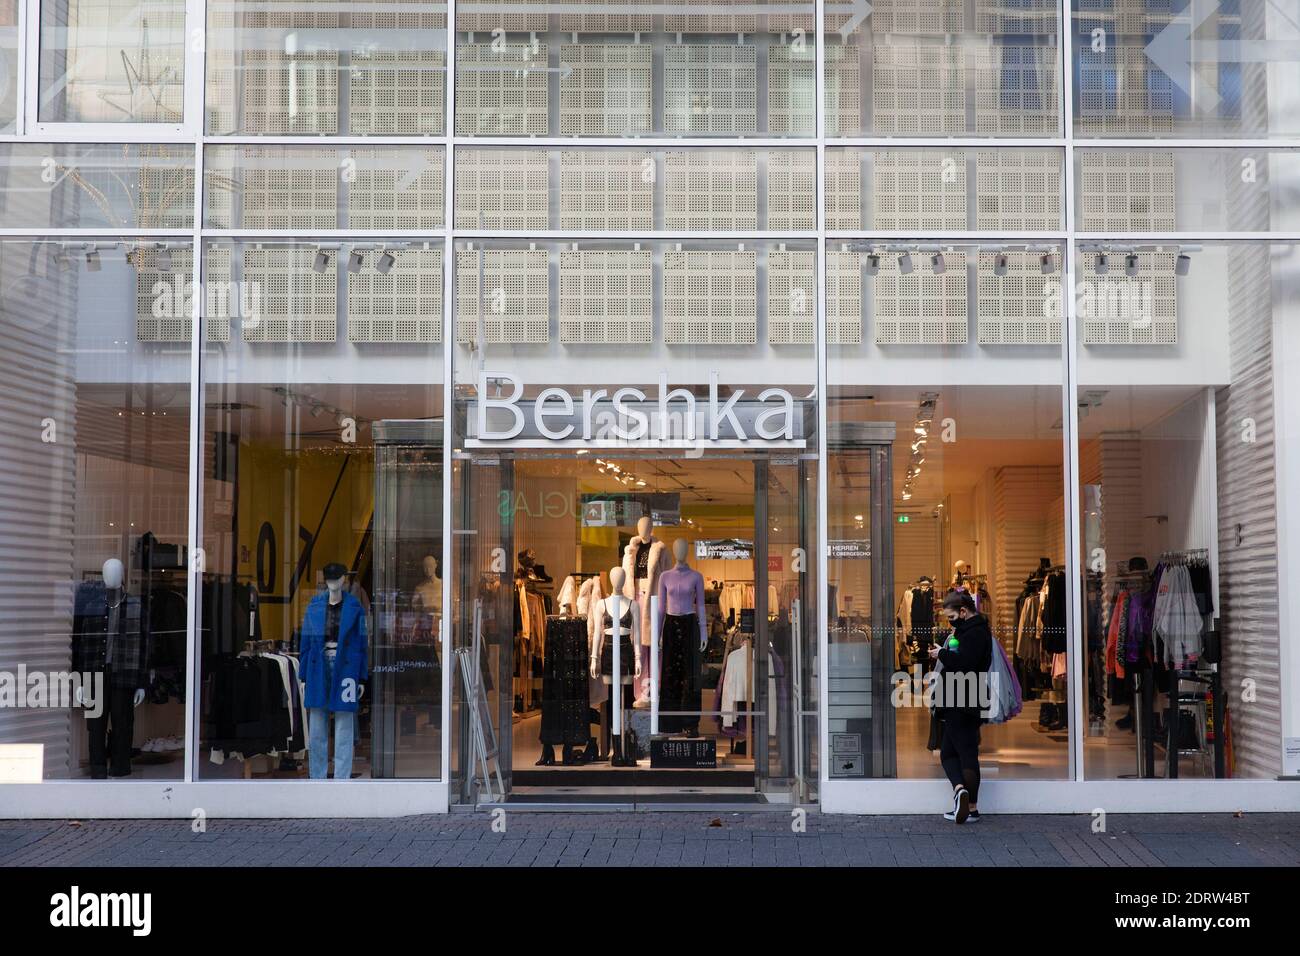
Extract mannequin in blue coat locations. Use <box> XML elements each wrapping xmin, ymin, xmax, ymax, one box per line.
<box><xmin>300</xmin><ymin>563</ymin><xmax>368</xmax><ymax>779</ymax></box>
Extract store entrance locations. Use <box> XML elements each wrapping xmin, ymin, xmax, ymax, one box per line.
<box><xmin>452</xmin><ymin>448</ymin><xmax>817</xmax><ymax>808</ymax></box>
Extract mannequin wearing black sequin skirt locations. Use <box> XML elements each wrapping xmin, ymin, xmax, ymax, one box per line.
<box><xmin>660</xmin><ymin>613</ymin><xmax>702</xmax><ymax>735</ymax></box>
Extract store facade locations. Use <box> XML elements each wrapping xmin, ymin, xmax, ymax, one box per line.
<box><xmin>1</xmin><ymin>0</ymin><xmax>1299</xmax><ymax>817</ymax></box>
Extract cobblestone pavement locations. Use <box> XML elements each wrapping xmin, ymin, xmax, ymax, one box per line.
<box><xmin>2</xmin><ymin>812</ymin><xmax>1299</xmax><ymax>867</ymax></box>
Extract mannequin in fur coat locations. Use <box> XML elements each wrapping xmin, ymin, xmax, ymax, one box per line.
<box><xmin>621</xmin><ymin>515</ymin><xmax>668</xmax><ymax>703</ymax></box>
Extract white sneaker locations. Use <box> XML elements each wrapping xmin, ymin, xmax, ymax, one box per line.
<box><xmin>943</xmin><ymin>787</ymin><xmax>970</xmax><ymax>824</ymax></box>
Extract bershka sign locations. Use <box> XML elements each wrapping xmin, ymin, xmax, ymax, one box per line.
<box><xmin>469</xmin><ymin>371</ymin><xmax>807</xmax><ymax>449</ymax></box>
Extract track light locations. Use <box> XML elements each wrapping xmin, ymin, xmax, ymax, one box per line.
<box><xmin>312</xmin><ymin>250</ymin><xmax>330</xmax><ymax>273</ymax></box>
<box><xmin>85</xmin><ymin>248</ymin><xmax>101</xmax><ymax>272</ymax></box>
<box><xmin>865</xmin><ymin>253</ymin><xmax>879</xmax><ymax>276</ymax></box>
<box><xmin>158</xmin><ymin>246</ymin><xmax>173</xmax><ymax>272</ymax></box>
<box><xmin>993</xmin><ymin>254</ymin><xmax>1008</xmax><ymax>276</ymax></box>
<box><xmin>898</xmin><ymin>252</ymin><xmax>913</xmax><ymax>275</ymax></box>
<box><xmin>1125</xmin><ymin>253</ymin><xmax>1139</xmax><ymax>277</ymax></box>
<box><xmin>1175</xmin><ymin>253</ymin><xmax>1191</xmax><ymax>276</ymax></box>
<box><xmin>1040</xmin><ymin>254</ymin><xmax>1054</xmax><ymax>274</ymax></box>
<box><xmin>931</xmin><ymin>252</ymin><xmax>945</xmax><ymax>274</ymax></box>
<box><xmin>376</xmin><ymin>251</ymin><xmax>396</xmax><ymax>274</ymax></box>
<box><xmin>348</xmin><ymin>250</ymin><xmax>364</xmax><ymax>273</ymax></box>
<box><xmin>1094</xmin><ymin>253</ymin><xmax>1109</xmax><ymax>275</ymax></box>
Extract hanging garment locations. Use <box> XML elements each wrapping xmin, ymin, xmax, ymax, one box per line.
<box><xmin>1153</xmin><ymin>563</ymin><xmax>1204</xmax><ymax>667</ymax></box>
<box><xmin>720</xmin><ymin>642</ymin><xmax>751</xmax><ymax>729</ymax></box>
<box><xmin>540</xmin><ymin>616</ymin><xmax>590</xmax><ymax>745</ymax></box>
<box><xmin>659</xmin><ymin>614</ymin><xmax>703</xmax><ymax>733</ymax></box>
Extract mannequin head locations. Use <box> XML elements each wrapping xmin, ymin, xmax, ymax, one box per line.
<box><xmin>102</xmin><ymin>558</ymin><xmax>124</xmax><ymax>590</ymax></box>
<box><xmin>673</xmin><ymin>538</ymin><xmax>690</xmax><ymax>565</ymax></box>
<box><xmin>422</xmin><ymin>555</ymin><xmax>440</xmax><ymax>580</ymax></box>
<box><xmin>637</xmin><ymin>515</ymin><xmax>653</xmax><ymax>540</ymax></box>
<box><xmin>323</xmin><ymin>562</ymin><xmax>347</xmax><ymax>598</ymax></box>
<box><xmin>609</xmin><ymin>566</ymin><xmax>626</xmax><ymax>593</ymax></box>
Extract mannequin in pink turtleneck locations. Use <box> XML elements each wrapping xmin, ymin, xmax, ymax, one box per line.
<box><xmin>655</xmin><ymin>539</ymin><xmax>708</xmax><ymax>737</ymax></box>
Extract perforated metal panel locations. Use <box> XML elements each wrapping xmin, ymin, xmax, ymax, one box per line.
<box><xmin>663</xmin><ymin>250</ymin><xmax>757</xmax><ymax>345</ymax></box>
<box><xmin>826</xmin><ymin>149</ymin><xmax>863</xmax><ymax>230</ymax></box>
<box><xmin>663</xmin><ymin>9</ymin><xmax>759</xmax><ymax>33</ymax></box>
<box><xmin>347</xmin><ymin>247</ymin><xmax>443</xmax><ymax>344</ymax></box>
<box><xmin>976</xmin><ymin>252</ymin><xmax>1061</xmax><ymax>346</ymax></box>
<box><xmin>558</xmin><ymin>150</ymin><xmax>654</xmax><ymax>231</ymax></box>
<box><xmin>767</xmin><ymin>150</ymin><xmax>816</xmax><ymax>231</ymax></box>
<box><xmin>872</xmin><ymin>43</ymin><xmax>966</xmax><ymax>135</ymax></box>
<box><xmin>559</xmin><ymin>43</ymin><xmax>652</xmax><ymax>136</ymax></box>
<box><xmin>455</xmin><ymin>248</ymin><xmax>550</xmax><ymax>345</ymax></box>
<box><xmin>767</xmin><ymin>249</ymin><xmax>816</xmax><ymax>345</ymax></box>
<box><xmin>1077</xmin><ymin>44</ymin><xmax>1173</xmax><ymax>135</ymax></box>
<box><xmin>349</xmin><ymin>51</ymin><xmax>447</xmax><ymax>135</ymax></box>
<box><xmin>1075</xmin><ymin>0</ymin><xmax>1175</xmax><ymax>39</ymax></box>
<box><xmin>827</xmin><ymin>249</ymin><xmax>863</xmax><ymax>345</ymax></box>
<box><xmin>455</xmin><ymin>42</ymin><xmax>549</xmax><ymax>136</ymax></box>
<box><xmin>975</xmin><ymin>0</ymin><xmax>1058</xmax><ymax>33</ymax></box>
<box><xmin>1080</xmin><ymin>252</ymin><xmax>1178</xmax><ymax>346</ymax></box>
<box><xmin>241</xmin><ymin>50</ymin><xmax>341</xmax><ymax>134</ymax></box>
<box><xmin>663</xmin><ymin>44</ymin><xmax>757</xmax><ymax>136</ymax></box>
<box><xmin>349</xmin><ymin>148</ymin><xmax>445</xmax><ymax>229</ymax></box>
<box><xmin>824</xmin><ymin>43</ymin><xmax>863</xmax><ymax>135</ymax></box>
<box><xmin>975</xmin><ymin>150</ymin><xmax>1062</xmax><ymax>231</ymax></box>
<box><xmin>768</xmin><ymin>44</ymin><xmax>815</xmax><ymax>136</ymax></box>
<box><xmin>455</xmin><ymin>149</ymin><xmax>549</xmax><ymax>230</ymax></box>
<box><xmin>134</xmin><ymin>247</ymin><xmax>233</xmax><ymax>343</ymax></box>
<box><xmin>241</xmin><ymin>247</ymin><xmax>338</xmax><ymax>343</ymax></box>
<box><xmin>459</xmin><ymin>0</ymin><xmax>549</xmax><ymax>32</ymax></box>
<box><xmin>558</xmin><ymin>250</ymin><xmax>653</xmax><ymax>344</ymax></box>
<box><xmin>871</xmin><ymin>0</ymin><xmax>964</xmax><ymax>33</ymax></box>
<box><xmin>556</xmin><ymin>0</ymin><xmax>652</xmax><ymax>33</ymax></box>
<box><xmin>137</xmin><ymin>154</ymin><xmax>194</xmax><ymax>229</ymax></box>
<box><xmin>873</xmin><ymin>251</ymin><xmax>968</xmax><ymax>345</ymax></box>
<box><xmin>972</xmin><ymin>43</ymin><xmax>1058</xmax><ymax>136</ymax></box>
<box><xmin>872</xmin><ymin>150</ymin><xmax>967</xmax><ymax>231</ymax></box>
<box><xmin>236</xmin><ymin>148</ymin><xmax>340</xmax><ymax>230</ymax></box>
<box><xmin>1078</xmin><ymin>151</ymin><xmax>1176</xmax><ymax>231</ymax></box>
<box><xmin>663</xmin><ymin>151</ymin><xmax>758</xmax><ymax>232</ymax></box>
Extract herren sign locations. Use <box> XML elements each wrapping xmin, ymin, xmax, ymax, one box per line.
<box><xmin>467</xmin><ymin>371</ymin><xmax>808</xmax><ymax>449</ymax></box>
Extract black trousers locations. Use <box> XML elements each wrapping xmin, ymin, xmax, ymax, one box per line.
<box><xmin>86</xmin><ymin>676</ymin><xmax>136</xmax><ymax>778</ymax></box>
<box><xmin>660</xmin><ymin>614</ymin><xmax>702</xmax><ymax>733</ymax></box>
<box><xmin>938</xmin><ymin>714</ymin><xmax>981</xmax><ymax>802</ymax></box>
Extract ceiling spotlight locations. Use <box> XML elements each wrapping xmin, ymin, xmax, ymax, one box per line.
<box><xmin>931</xmin><ymin>252</ymin><xmax>945</xmax><ymax>274</ymax></box>
<box><xmin>1095</xmin><ymin>253</ymin><xmax>1109</xmax><ymax>275</ymax></box>
<box><xmin>853</xmin><ymin>514</ymin><xmax>864</xmax><ymax>522</ymax></box>
<box><xmin>1125</xmin><ymin>253</ymin><xmax>1139</xmax><ymax>277</ymax></box>
<box><xmin>348</xmin><ymin>250</ymin><xmax>364</xmax><ymax>273</ymax></box>
<box><xmin>85</xmin><ymin>248</ymin><xmax>101</xmax><ymax>272</ymax></box>
<box><xmin>312</xmin><ymin>250</ymin><xmax>330</xmax><ymax>273</ymax></box>
<box><xmin>158</xmin><ymin>246</ymin><xmax>173</xmax><ymax>272</ymax></box>
<box><xmin>898</xmin><ymin>252</ymin><xmax>914</xmax><ymax>275</ymax></box>
<box><xmin>993</xmin><ymin>254</ymin><xmax>1008</xmax><ymax>276</ymax></box>
<box><xmin>901</xmin><ymin>491</ymin><xmax>912</xmax><ymax>501</ymax></box>
<box><xmin>1175</xmin><ymin>253</ymin><xmax>1191</xmax><ymax>276</ymax></box>
<box><xmin>865</xmin><ymin>253</ymin><xmax>880</xmax><ymax>276</ymax></box>
<box><xmin>376</xmin><ymin>251</ymin><xmax>396</xmax><ymax>274</ymax></box>
<box><xmin>1040</xmin><ymin>253</ymin><xmax>1054</xmax><ymax>274</ymax></box>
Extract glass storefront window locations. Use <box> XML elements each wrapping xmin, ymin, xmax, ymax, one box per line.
<box><xmin>198</xmin><ymin>239</ymin><xmax>445</xmax><ymax>780</ymax></box>
<box><xmin>1075</xmin><ymin>148</ymin><xmax>1300</xmax><ymax>234</ymax></box>
<box><xmin>205</xmin><ymin>0</ymin><xmax>448</xmax><ymax>136</ymax></box>
<box><xmin>828</xmin><ymin>0</ymin><xmax>1062</xmax><ymax>138</ymax></box>
<box><xmin>449</xmin><ymin>237</ymin><xmax>819</xmax><ymax>804</ymax></box>
<box><xmin>0</xmin><ymin>143</ymin><xmax>195</xmax><ymax>230</ymax></box>
<box><xmin>204</xmin><ymin>145</ymin><xmax>445</xmax><ymax>231</ymax></box>
<box><xmin>453</xmin><ymin>0</ymin><xmax>815</xmax><ymax>138</ymax></box>
<box><xmin>38</xmin><ymin>0</ymin><xmax>188</xmax><ymax>124</ymax></box>
<box><xmin>0</xmin><ymin>0</ymin><xmax>17</xmax><ymax>133</ymax></box>
<box><xmin>827</xmin><ymin>241</ymin><xmax>1071</xmax><ymax>781</ymax></box>
<box><xmin>1072</xmin><ymin>0</ymin><xmax>1300</xmax><ymax>139</ymax></box>
<box><xmin>1076</xmin><ymin>241</ymin><xmax>1293</xmax><ymax>779</ymax></box>
<box><xmin>0</xmin><ymin>237</ymin><xmax>193</xmax><ymax>780</ymax></box>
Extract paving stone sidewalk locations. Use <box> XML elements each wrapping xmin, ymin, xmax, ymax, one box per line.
<box><xmin>2</xmin><ymin>811</ymin><xmax>1299</xmax><ymax>867</ymax></box>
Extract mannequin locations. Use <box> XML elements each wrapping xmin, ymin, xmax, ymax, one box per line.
<box><xmin>414</xmin><ymin>555</ymin><xmax>441</xmax><ymax>617</ymax></box>
<box><xmin>589</xmin><ymin>567</ymin><xmax>642</xmax><ymax>766</ymax></box>
<box><xmin>621</xmin><ymin>514</ymin><xmax>667</xmax><ymax>705</ymax></box>
<box><xmin>72</xmin><ymin>558</ymin><xmax>147</xmax><ymax>779</ymax></box>
<box><xmin>301</xmin><ymin>562</ymin><xmax>368</xmax><ymax>779</ymax></box>
<box><xmin>656</xmin><ymin>539</ymin><xmax>707</xmax><ymax>736</ymax></box>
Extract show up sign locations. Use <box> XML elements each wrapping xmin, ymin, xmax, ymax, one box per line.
<box><xmin>466</xmin><ymin>371</ymin><xmax>810</xmax><ymax>450</ymax></box>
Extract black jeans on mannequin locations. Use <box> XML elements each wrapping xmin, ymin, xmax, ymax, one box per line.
<box><xmin>87</xmin><ymin>670</ymin><xmax>136</xmax><ymax>778</ymax></box>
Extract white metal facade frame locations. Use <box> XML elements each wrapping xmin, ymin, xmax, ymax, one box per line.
<box><xmin>0</xmin><ymin>1</ymin><xmax>1296</xmax><ymax>816</ymax></box>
